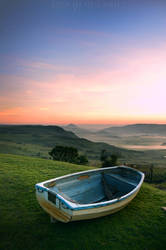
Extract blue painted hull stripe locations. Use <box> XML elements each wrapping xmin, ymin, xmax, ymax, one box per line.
<box><xmin>35</xmin><ymin>184</ymin><xmax>47</xmax><ymax>192</ymax></box>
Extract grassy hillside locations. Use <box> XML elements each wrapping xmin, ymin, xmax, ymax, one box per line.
<box><xmin>0</xmin><ymin>125</ymin><xmax>144</xmax><ymax>164</ymax></box>
<box><xmin>0</xmin><ymin>154</ymin><xmax>166</xmax><ymax>250</ymax></box>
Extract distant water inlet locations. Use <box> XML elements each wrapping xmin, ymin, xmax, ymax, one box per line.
<box><xmin>120</xmin><ymin>145</ymin><xmax>166</xmax><ymax>150</ymax></box>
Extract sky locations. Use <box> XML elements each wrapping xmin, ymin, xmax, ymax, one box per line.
<box><xmin>0</xmin><ymin>0</ymin><xmax>166</xmax><ymax>125</ymax></box>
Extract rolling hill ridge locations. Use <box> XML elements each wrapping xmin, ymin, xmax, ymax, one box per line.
<box><xmin>97</xmin><ymin>124</ymin><xmax>166</xmax><ymax>136</ymax></box>
<box><xmin>0</xmin><ymin>125</ymin><xmax>139</xmax><ymax>162</ymax></box>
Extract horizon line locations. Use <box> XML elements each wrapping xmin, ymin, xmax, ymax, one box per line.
<box><xmin>1</xmin><ymin>122</ymin><xmax>166</xmax><ymax>126</ymax></box>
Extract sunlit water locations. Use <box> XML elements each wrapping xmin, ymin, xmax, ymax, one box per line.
<box><xmin>120</xmin><ymin>145</ymin><xmax>166</xmax><ymax>150</ymax></box>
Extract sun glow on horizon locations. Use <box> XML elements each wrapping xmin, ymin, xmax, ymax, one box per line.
<box><xmin>1</xmin><ymin>1</ymin><xmax>166</xmax><ymax>125</ymax></box>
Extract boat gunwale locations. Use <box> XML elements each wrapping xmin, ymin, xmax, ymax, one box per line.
<box><xmin>35</xmin><ymin>166</ymin><xmax>144</xmax><ymax>210</ymax></box>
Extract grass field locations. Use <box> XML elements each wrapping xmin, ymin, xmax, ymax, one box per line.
<box><xmin>0</xmin><ymin>154</ymin><xmax>166</xmax><ymax>250</ymax></box>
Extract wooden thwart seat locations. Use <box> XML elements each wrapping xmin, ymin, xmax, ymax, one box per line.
<box><xmin>102</xmin><ymin>173</ymin><xmax>119</xmax><ymax>200</ymax></box>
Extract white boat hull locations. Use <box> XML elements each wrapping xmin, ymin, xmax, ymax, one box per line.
<box><xmin>35</xmin><ymin>166</ymin><xmax>144</xmax><ymax>223</ymax></box>
<box><xmin>36</xmin><ymin>188</ymin><xmax>140</xmax><ymax>223</ymax></box>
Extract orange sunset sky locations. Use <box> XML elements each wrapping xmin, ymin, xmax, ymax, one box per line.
<box><xmin>1</xmin><ymin>1</ymin><xmax>166</xmax><ymax>125</ymax></box>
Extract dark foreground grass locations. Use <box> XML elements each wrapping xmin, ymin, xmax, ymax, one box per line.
<box><xmin>0</xmin><ymin>154</ymin><xmax>166</xmax><ymax>250</ymax></box>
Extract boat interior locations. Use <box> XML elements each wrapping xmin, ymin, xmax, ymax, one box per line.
<box><xmin>45</xmin><ymin>168</ymin><xmax>142</xmax><ymax>205</ymax></box>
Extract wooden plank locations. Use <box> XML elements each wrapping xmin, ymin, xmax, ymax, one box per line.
<box><xmin>102</xmin><ymin>174</ymin><xmax>113</xmax><ymax>199</ymax></box>
<box><xmin>47</xmin><ymin>181</ymin><xmax>56</xmax><ymax>188</ymax></box>
<box><xmin>77</xmin><ymin>175</ymin><xmax>89</xmax><ymax>180</ymax></box>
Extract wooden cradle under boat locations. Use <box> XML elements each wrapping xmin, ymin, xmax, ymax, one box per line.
<box><xmin>35</xmin><ymin>166</ymin><xmax>144</xmax><ymax>223</ymax></box>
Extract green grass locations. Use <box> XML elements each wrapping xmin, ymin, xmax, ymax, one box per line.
<box><xmin>0</xmin><ymin>141</ymin><xmax>50</xmax><ymax>158</ymax></box>
<box><xmin>0</xmin><ymin>154</ymin><xmax>166</xmax><ymax>250</ymax></box>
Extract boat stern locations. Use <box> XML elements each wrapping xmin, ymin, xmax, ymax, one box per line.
<box><xmin>35</xmin><ymin>184</ymin><xmax>73</xmax><ymax>223</ymax></box>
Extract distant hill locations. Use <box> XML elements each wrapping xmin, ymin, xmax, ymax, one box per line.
<box><xmin>0</xmin><ymin>125</ymin><xmax>139</xmax><ymax>162</ymax></box>
<box><xmin>78</xmin><ymin>124</ymin><xmax>114</xmax><ymax>132</ymax></box>
<box><xmin>97</xmin><ymin>124</ymin><xmax>166</xmax><ymax>136</ymax></box>
<box><xmin>63</xmin><ymin>123</ymin><xmax>92</xmax><ymax>136</ymax></box>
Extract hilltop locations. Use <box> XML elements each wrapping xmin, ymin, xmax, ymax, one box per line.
<box><xmin>0</xmin><ymin>124</ymin><xmax>143</xmax><ymax>164</ymax></box>
<box><xmin>97</xmin><ymin>124</ymin><xmax>166</xmax><ymax>136</ymax></box>
<box><xmin>0</xmin><ymin>154</ymin><xmax>166</xmax><ymax>250</ymax></box>
<box><xmin>62</xmin><ymin>123</ymin><xmax>166</xmax><ymax>137</ymax></box>
<box><xmin>63</xmin><ymin>123</ymin><xmax>93</xmax><ymax>136</ymax></box>
<box><xmin>61</xmin><ymin>124</ymin><xmax>166</xmax><ymax>167</ymax></box>
<box><xmin>1</xmin><ymin>125</ymin><xmax>166</xmax><ymax>167</ymax></box>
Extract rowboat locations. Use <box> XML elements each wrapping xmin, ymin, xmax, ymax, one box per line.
<box><xmin>35</xmin><ymin>166</ymin><xmax>144</xmax><ymax>223</ymax></box>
